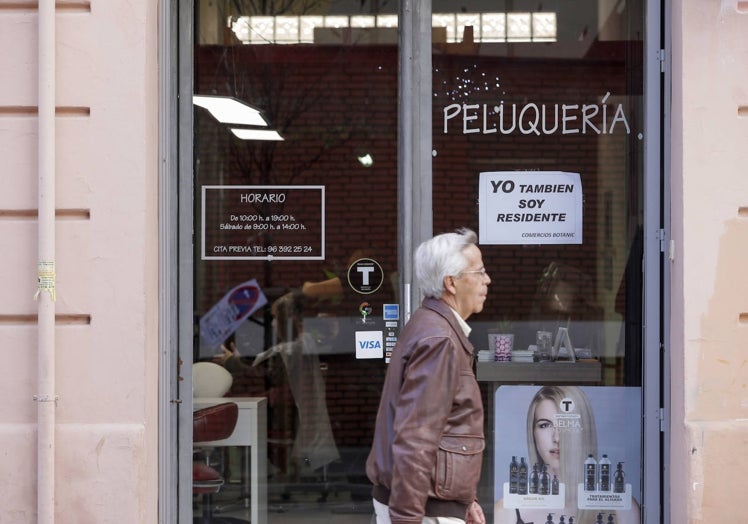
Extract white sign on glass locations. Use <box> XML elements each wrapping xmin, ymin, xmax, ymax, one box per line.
<box><xmin>478</xmin><ymin>171</ymin><xmax>583</xmax><ymax>245</ymax></box>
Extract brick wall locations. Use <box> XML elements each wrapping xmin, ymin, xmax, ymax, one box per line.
<box><xmin>195</xmin><ymin>42</ymin><xmax>638</xmax><ymax>449</ymax></box>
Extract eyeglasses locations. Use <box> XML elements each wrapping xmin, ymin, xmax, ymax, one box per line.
<box><xmin>458</xmin><ymin>268</ymin><xmax>488</xmax><ymax>278</ymax></box>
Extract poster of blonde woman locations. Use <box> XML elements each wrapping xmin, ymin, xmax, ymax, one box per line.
<box><xmin>493</xmin><ymin>386</ymin><xmax>641</xmax><ymax>524</ymax></box>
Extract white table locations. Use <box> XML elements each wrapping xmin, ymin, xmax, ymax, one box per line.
<box><xmin>194</xmin><ymin>397</ymin><xmax>267</xmax><ymax>524</ymax></box>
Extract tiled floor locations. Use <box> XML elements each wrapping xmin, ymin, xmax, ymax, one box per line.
<box><xmin>198</xmin><ymin>481</ymin><xmax>499</xmax><ymax>524</ymax></box>
<box><xmin>198</xmin><ymin>481</ymin><xmax>375</xmax><ymax>524</ymax></box>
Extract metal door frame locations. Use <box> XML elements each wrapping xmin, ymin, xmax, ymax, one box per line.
<box><xmin>158</xmin><ymin>1</ymin><xmax>669</xmax><ymax>522</ymax></box>
<box><xmin>642</xmin><ymin>1</ymin><xmax>667</xmax><ymax>522</ymax></box>
<box><xmin>404</xmin><ymin>2</ymin><xmax>667</xmax><ymax>522</ymax></box>
<box><xmin>158</xmin><ymin>0</ymin><xmax>195</xmax><ymax>522</ymax></box>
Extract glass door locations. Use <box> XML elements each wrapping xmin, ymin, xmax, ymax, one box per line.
<box><xmin>428</xmin><ymin>2</ymin><xmax>658</xmax><ymax>524</ymax></box>
<box><xmin>177</xmin><ymin>1</ymin><xmax>662</xmax><ymax>523</ymax></box>
<box><xmin>188</xmin><ymin>1</ymin><xmax>400</xmax><ymax>522</ymax></box>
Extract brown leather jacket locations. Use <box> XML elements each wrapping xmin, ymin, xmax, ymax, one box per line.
<box><xmin>366</xmin><ymin>297</ymin><xmax>485</xmax><ymax>524</ymax></box>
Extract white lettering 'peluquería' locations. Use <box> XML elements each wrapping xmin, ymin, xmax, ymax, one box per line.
<box><xmin>443</xmin><ymin>92</ymin><xmax>631</xmax><ymax>137</ymax></box>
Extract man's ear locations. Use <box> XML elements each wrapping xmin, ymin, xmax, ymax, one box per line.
<box><xmin>443</xmin><ymin>275</ymin><xmax>458</xmax><ymax>295</ymax></box>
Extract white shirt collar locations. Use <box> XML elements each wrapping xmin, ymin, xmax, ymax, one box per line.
<box><xmin>449</xmin><ymin>307</ymin><xmax>472</xmax><ymax>337</ymax></box>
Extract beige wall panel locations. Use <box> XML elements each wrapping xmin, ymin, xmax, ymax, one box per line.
<box><xmin>0</xmin><ymin>246</ymin><xmax>146</xmax><ymax>427</ymax></box>
<box><xmin>0</xmin><ymin>115</ymin><xmax>150</xmax><ymax>210</ymax></box>
<box><xmin>0</xmin><ymin>222</ymin><xmax>36</xmax><ymax>313</ymax></box>
<box><xmin>687</xmin><ymin>216</ymin><xmax>748</xmax><ymax>421</ymax></box>
<box><xmin>0</xmin><ymin>323</ymin><xmax>144</xmax><ymax>425</ymax></box>
<box><xmin>55</xmin><ymin>322</ymin><xmax>146</xmax><ymax>423</ymax></box>
<box><xmin>0</xmin><ymin>327</ymin><xmax>36</xmax><ymax>422</ymax></box>
<box><xmin>680</xmin><ymin>421</ymin><xmax>748</xmax><ymax>522</ymax></box>
<box><xmin>0</xmin><ymin>8</ymin><xmax>146</xmax><ymax>106</ymax></box>
<box><xmin>0</xmin><ymin>13</ymin><xmax>36</xmax><ymax>104</ymax></box>
<box><xmin>0</xmin><ymin>119</ymin><xmax>37</xmax><ymax>205</ymax></box>
<box><xmin>0</xmin><ymin>216</ymin><xmax>145</xmax><ymax>310</ymax></box>
<box><xmin>55</xmin><ymin>424</ymin><xmax>148</xmax><ymax>522</ymax></box>
<box><xmin>680</xmin><ymin>3</ymin><xmax>748</xmax><ymax>416</ymax></box>
<box><xmin>54</xmin><ymin>4</ymin><xmax>156</xmax><ymax>113</ymax></box>
<box><xmin>1</xmin><ymin>4</ymin><xmax>156</xmax><ymax>208</ymax></box>
<box><xmin>672</xmin><ymin>1</ymin><xmax>748</xmax><ymax>522</ymax></box>
<box><xmin>0</xmin><ymin>425</ymin><xmax>36</xmax><ymax>520</ymax></box>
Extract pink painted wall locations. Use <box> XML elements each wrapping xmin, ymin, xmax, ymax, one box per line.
<box><xmin>0</xmin><ymin>2</ymin><xmax>159</xmax><ymax>522</ymax></box>
<box><xmin>1</xmin><ymin>0</ymin><xmax>748</xmax><ymax>522</ymax></box>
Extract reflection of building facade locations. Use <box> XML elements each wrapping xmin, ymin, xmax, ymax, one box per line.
<box><xmin>1</xmin><ymin>2</ymin><xmax>746</xmax><ymax>523</ymax></box>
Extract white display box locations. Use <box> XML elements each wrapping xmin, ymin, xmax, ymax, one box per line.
<box><xmin>577</xmin><ymin>483</ymin><xmax>632</xmax><ymax>510</ymax></box>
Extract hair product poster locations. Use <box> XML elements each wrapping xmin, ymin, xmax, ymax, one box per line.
<box><xmin>493</xmin><ymin>385</ymin><xmax>642</xmax><ymax>524</ymax></box>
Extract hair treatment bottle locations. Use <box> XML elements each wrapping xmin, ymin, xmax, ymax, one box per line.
<box><xmin>552</xmin><ymin>474</ymin><xmax>559</xmax><ymax>495</ymax></box>
<box><xmin>545</xmin><ymin>514</ymin><xmax>554</xmax><ymax>524</ymax></box>
<box><xmin>599</xmin><ymin>454</ymin><xmax>611</xmax><ymax>491</ymax></box>
<box><xmin>584</xmin><ymin>454</ymin><xmax>598</xmax><ymax>491</ymax></box>
<box><xmin>614</xmin><ymin>462</ymin><xmax>625</xmax><ymax>493</ymax></box>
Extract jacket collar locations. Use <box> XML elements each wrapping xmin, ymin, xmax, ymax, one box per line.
<box><xmin>422</xmin><ymin>297</ymin><xmax>475</xmax><ymax>356</ymax></box>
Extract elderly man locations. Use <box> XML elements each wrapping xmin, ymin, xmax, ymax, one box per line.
<box><xmin>366</xmin><ymin>228</ymin><xmax>490</xmax><ymax>524</ymax></box>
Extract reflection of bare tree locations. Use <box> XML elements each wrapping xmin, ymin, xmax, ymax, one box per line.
<box><xmin>225</xmin><ymin>53</ymin><xmax>352</xmax><ymax>188</ymax></box>
<box><xmin>197</xmin><ymin>3</ymin><xmax>379</xmax><ymax>187</ymax></box>
<box><xmin>229</xmin><ymin>0</ymin><xmax>332</xmax><ymax>18</ymax></box>
<box><xmin>197</xmin><ymin>0</ymin><xmax>395</xmax><ymax>189</ymax></box>
<box><xmin>224</xmin><ymin>0</ymin><xmax>388</xmax><ymax>18</ymax></box>
<box><xmin>194</xmin><ymin>0</ymin><xmax>395</xmax><ymax>330</ymax></box>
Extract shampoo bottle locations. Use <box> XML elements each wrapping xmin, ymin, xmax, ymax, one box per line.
<box><xmin>509</xmin><ymin>456</ymin><xmax>519</xmax><ymax>494</ymax></box>
<box><xmin>529</xmin><ymin>463</ymin><xmax>539</xmax><ymax>494</ymax></box>
<box><xmin>540</xmin><ymin>464</ymin><xmax>550</xmax><ymax>495</ymax></box>
<box><xmin>518</xmin><ymin>457</ymin><xmax>528</xmax><ymax>495</ymax></box>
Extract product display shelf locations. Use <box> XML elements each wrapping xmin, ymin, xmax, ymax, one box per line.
<box><xmin>476</xmin><ymin>360</ymin><xmax>602</xmax><ymax>384</ymax></box>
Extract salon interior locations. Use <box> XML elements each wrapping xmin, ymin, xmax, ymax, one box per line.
<box><xmin>187</xmin><ymin>1</ymin><xmax>649</xmax><ymax>523</ymax></box>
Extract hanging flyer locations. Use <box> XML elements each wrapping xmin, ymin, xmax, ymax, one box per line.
<box><xmin>199</xmin><ymin>279</ymin><xmax>268</xmax><ymax>349</ymax></box>
<box><xmin>478</xmin><ymin>171</ymin><xmax>583</xmax><ymax>245</ymax></box>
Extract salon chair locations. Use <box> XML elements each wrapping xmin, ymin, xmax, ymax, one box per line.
<box><xmin>193</xmin><ymin>402</ymin><xmax>239</xmax><ymax>523</ymax></box>
<box><xmin>192</xmin><ymin>360</ymin><xmax>251</xmax><ymax>523</ymax></box>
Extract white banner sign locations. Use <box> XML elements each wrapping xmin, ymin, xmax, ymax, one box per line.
<box><xmin>479</xmin><ymin>171</ymin><xmax>583</xmax><ymax>245</ymax></box>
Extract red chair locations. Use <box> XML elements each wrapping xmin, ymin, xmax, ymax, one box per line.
<box><xmin>193</xmin><ymin>402</ymin><xmax>239</xmax><ymax>521</ymax></box>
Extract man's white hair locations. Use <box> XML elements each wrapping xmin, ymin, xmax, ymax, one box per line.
<box><xmin>414</xmin><ymin>228</ymin><xmax>478</xmax><ymax>299</ymax></box>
